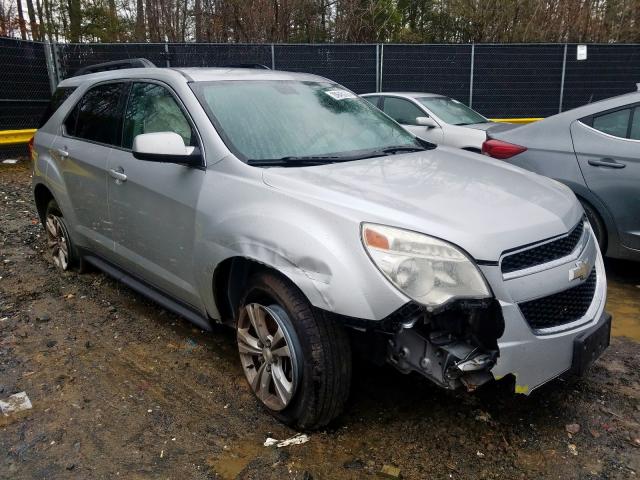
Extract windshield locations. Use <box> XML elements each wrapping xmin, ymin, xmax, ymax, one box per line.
<box><xmin>192</xmin><ymin>80</ymin><xmax>423</xmax><ymax>163</ymax></box>
<box><xmin>417</xmin><ymin>97</ymin><xmax>487</xmax><ymax>125</ymax></box>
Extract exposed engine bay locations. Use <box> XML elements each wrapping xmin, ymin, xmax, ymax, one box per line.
<box><xmin>385</xmin><ymin>301</ymin><xmax>505</xmax><ymax>391</ymax></box>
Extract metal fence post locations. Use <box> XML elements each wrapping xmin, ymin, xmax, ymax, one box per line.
<box><xmin>51</xmin><ymin>40</ymin><xmax>62</xmax><ymax>83</ymax></box>
<box><xmin>379</xmin><ymin>44</ymin><xmax>384</xmax><ymax>91</ymax></box>
<box><xmin>43</xmin><ymin>40</ymin><xmax>57</xmax><ymax>93</ymax></box>
<box><xmin>558</xmin><ymin>43</ymin><xmax>567</xmax><ymax>113</ymax></box>
<box><xmin>164</xmin><ymin>36</ymin><xmax>170</xmax><ymax>67</ymax></box>
<box><xmin>375</xmin><ymin>44</ymin><xmax>379</xmax><ymax>92</ymax></box>
<box><xmin>469</xmin><ymin>43</ymin><xmax>475</xmax><ymax>108</ymax></box>
<box><xmin>271</xmin><ymin>44</ymin><xmax>275</xmax><ymax>70</ymax></box>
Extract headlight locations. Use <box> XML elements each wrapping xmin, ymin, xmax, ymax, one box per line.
<box><xmin>361</xmin><ymin>223</ymin><xmax>491</xmax><ymax>309</ymax></box>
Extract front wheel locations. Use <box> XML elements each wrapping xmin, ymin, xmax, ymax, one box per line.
<box><xmin>43</xmin><ymin>199</ymin><xmax>87</xmax><ymax>272</ymax></box>
<box><xmin>236</xmin><ymin>272</ymin><xmax>352</xmax><ymax>430</ymax></box>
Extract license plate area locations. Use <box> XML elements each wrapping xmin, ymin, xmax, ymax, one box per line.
<box><xmin>572</xmin><ymin>313</ymin><xmax>611</xmax><ymax>376</ymax></box>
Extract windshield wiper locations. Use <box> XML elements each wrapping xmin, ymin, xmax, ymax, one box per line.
<box><xmin>376</xmin><ymin>145</ymin><xmax>427</xmax><ymax>154</ymax></box>
<box><xmin>247</xmin><ymin>144</ymin><xmax>430</xmax><ymax>167</ymax></box>
<box><xmin>456</xmin><ymin>120</ymin><xmax>488</xmax><ymax>126</ymax></box>
<box><xmin>247</xmin><ymin>155</ymin><xmax>346</xmax><ymax>167</ymax></box>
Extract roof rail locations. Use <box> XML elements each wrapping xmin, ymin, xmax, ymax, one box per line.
<box><xmin>222</xmin><ymin>63</ymin><xmax>271</xmax><ymax>70</ymax></box>
<box><xmin>73</xmin><ymin>58</ymin><xmax>156</xmax><ymax>77</ymax></box>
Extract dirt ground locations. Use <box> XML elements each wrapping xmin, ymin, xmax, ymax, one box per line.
<box><xmin>1</xmin><ymin>161</ymin><xmax>639</xmax><ymax>480</ymax></box>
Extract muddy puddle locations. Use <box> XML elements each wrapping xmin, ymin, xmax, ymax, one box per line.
<box><xmin>605</xmin><ymin>259</ymin><xmax>640</xmax><ymax>341</ymax></box>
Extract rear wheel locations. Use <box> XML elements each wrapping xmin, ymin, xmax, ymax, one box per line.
<box><xmin>579</xmin><ymin>199</ymin><xmax>606</xmax><ymax>251</ymax></box>
<box><xmin>44</xmin><ymin>199</ymin><xmax>86</xmax><ymax>272</ymax></box>
<box><xmin>236</xmin><ymin>272</ymin><xmax>351</xmax><ymax>430</ymax></box>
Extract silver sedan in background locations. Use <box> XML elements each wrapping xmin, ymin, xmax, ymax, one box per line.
<box><xmin>483</xmin><ymin>90</ymin><xmax>640</xmax><ymax>262</ymax></box>
<box><xmin>361</xmin><ymin>92</ymin><xmax>496</xmax><ymax>152</ymax></box>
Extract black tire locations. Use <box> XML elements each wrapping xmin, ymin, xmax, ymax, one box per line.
<box><xmin>579</xmin><ymin>199</ymin><xmax>606</xmax><ymax>251</ymax></box>
<box><xmin>44</xmin><ymin>199</ymin><xmax>88</xmax><ymax>273</ymax></box>
<box><xmin>237</xmin><ymin>271</ymin><xmax>352</xmax><ymax>430</ymax></box>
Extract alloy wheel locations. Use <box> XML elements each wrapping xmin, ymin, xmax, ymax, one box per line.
<box><xmin>237</xmin><ymin>303</ymin><xmax>300</xmax><ymax>411</ymax></box>
<box><xmin>45</xmin><ymin>214</ymin><xmax>70</xmax><ymax>271</ymax></box>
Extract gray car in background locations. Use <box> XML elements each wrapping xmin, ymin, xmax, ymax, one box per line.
<box><xmin>32</xmin><ymin>66</ymin><xmax>610</xmax><ymax>429</ymax></box>
<box><xmin>483</xmin><ymin>90</ymin><xmax>640</xmax><ymax>262</ymax></box>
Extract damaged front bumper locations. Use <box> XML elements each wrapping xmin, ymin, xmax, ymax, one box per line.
<box><xmin>386</xmin><ymin>303</ymin><xmax>611</xmax><ymax>394</ymax></box>
<box><xmin>385</xmin><ymin>227</ymin><xmax>610</xmax><ymax>394</ymax></box>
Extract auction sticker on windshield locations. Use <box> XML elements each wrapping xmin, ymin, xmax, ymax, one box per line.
<box><xmin>325</xmin><ymin>89</ymin><xmax>357</xmax><ymax>100</ymax></box>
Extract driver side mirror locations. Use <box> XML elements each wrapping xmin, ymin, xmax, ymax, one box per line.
<box><xmin>132</xmin><ymin>132</ymin><xmax>202</xmax><ymax>166</ymax></box>
<box><xmin>415</xmin><ymin>116</ymin><xmax>438</xmax><ymax>128</ymax></box>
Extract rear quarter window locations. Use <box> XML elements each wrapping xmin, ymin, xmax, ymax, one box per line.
<box><xmin>591</xmin><ymin>108</ymin><xmax>631</xmax><ymax>138</ymax></box>
<box><xmin>630</xmin><ymin>108</ymin><xmax>640</xmax><ymax>140</ymax></box>
<box><xmin>39</xmin><ymin>87</ymin><xmax>76</xmax><ymax>128</ymax></box>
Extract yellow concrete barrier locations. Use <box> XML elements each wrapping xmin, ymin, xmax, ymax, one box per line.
<box><xmin>0</xmin><ymin>129</ymin><xmax>36</xmax><ymax>145</ymax></box>
<box><xmin>490</xmin><ymin>118</ymin><xmax>543</xmax><ymax>124</ymax></box>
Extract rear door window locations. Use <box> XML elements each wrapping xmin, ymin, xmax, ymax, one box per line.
<box><xmin>382</xmin><ymin>97</ymin><xmax>424</xmax><ymax>125</ymax></box>
<box><xmin>122</xmin><ymin>82</ymin><xmax>195</xmax><ymax>149</ymax></box>
<box><xmin>591</xmin><ymin>108</ymin><xmax>632</xmax><ymax>138</ymax></box>
<box><xmin>66</xmin><ymin>82</ymin><xmax>126</xmax><ymax>145</ymax></box>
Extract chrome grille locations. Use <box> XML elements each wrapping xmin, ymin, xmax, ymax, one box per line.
<box><xmin>518</xmin><ymin>268</ymin><xmax>597</xmax><ymax>332</ymax></box>
<box><xmin>501</xmin><ymin>219</ymin><xmax>585</xmax><ymax>274</ymax></box>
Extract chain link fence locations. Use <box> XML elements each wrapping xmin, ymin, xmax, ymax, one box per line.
<box><xmin>1</xmin><ymin>40</ymin><xmax>639</xmax><ymax>158</ymax></box>
<box><xmin>473</xmin><ymin>44</ymin><xmax>567</xmax><ymax>118</ymax></box>
<box><xmin>0</xmin><ymin>37</ymin><xmax>51</xmax><ymax>158</ymax></box>
<box><xmin>381</xmin><ymin>44</ymin><xmax>472</xmax><ymax>106</ymax></box>
<box><xmin>563</xmin><ymin>44</ymin><xmax>640</xmax><ymax>111</ymax></box>
<box><xmin>275</xmin><ymin>44</ymin><xmax>378</xmax><ymax>94</ymax></box>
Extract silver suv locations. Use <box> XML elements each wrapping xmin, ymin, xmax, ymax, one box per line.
<box><xmin>32</xmin><ymin>66</ymin><xmax>611</xmax><ymax>429</ymax></box>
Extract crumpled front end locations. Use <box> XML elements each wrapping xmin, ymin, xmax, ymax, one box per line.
<box><xmin>384</xmin><ymin>217</ymin><xmax>610</xmax><ymax>394</ymax></box>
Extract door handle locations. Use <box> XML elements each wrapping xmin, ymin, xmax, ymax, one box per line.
<box><xmin>109</xmin><ymin>168</ymin><xmax>127</xmax><ymax>182</ymax></box>
<box><xmin>588</xmin><ymin>158</ymin><xmax>626</xmax><ymax>169</ymax></box>
<box><xmin>56</xmin><ymin>148</ymin><xmax>69</xmax><ymax>158</ymax></box>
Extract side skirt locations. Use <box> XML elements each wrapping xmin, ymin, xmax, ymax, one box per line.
<box><xmin>83</xmin><ymin>254</ymin><xmax>214</xmax><ymax>332</ymax></box>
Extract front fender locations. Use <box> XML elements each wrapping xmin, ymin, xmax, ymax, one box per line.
<box><xmin>193</xmin><ymin>181</ymin><xmax>409</xmax><ymax>322</ymax></box>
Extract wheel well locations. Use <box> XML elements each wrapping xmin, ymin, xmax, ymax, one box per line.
<box><xmin>34</xmin><ymin>183</ymin><xmax>54</xmax><ymax>224</ymax></box>
<box><xmin>575</xmin><ymin>194</ymin><xmax>608</xmax><ymax>253</ymax></box>
<box><xmin>213</xmin><ymin>257</ymin><xmax>291</xmax><ymax>325</ymax></box>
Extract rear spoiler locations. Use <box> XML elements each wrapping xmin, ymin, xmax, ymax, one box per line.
<box><xmin>73</xmin><ymin>58</ymin><xmax>156</xmax><ymax>77</ymax></box>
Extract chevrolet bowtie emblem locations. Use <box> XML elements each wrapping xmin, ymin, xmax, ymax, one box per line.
<box><xmin>569</xmin><ymin>260</ymin><xmax>590</xmax><ymax>281</ymax></box>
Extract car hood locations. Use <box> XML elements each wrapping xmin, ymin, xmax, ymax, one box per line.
<box><xmin>262</xmin><ymin>147</ymin><xmax>582</xmax><ymax>261</ymax></box>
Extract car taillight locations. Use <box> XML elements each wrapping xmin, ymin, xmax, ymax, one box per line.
<box><xmin>481</xmin><ymin>139</ymin><xmax>527</xmax><ymax>160</ymax></box>
<box><xmin>28</xmin><ymin>135</ymin><xmax>35</xmax><ymax>161</ymax></box>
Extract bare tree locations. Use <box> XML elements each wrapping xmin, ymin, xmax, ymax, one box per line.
<box><xmin>24</xmin><ymin>0</ymin><xmax>40</xmax><ymax>39</ymax></box>
<box><xmin>194</xmin><ymin>0</ymin><xmax>202</xmax><ymax>40</ymax></box>
<box><xmin>66</xmin><ymin>0</ymin><xmax>81</xmax><ymax>41</ymax></box>
<box><xmin>2</xmin><ymin>0</ymin><xmax>640</xmax><ymax>44</ymax></box>
<box><xmin>17</xmin><ymin>0</ymin><xmax>28</xmax><ymax>39</ymax></box>
<box><xmin>135</xmin><ymin>0</ymin><xmax>146</xmax><ymax>40</ymax></box>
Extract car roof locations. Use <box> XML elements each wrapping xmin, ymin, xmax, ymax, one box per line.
<box><xmin>489</xmin><ymin>90</ymin><xmax>640</xmax><ymax>150</ymax></box>
<box><xmin>58</xmin><ymin>67</ymin><xmax>332</xmax><ymax>87</ymax></box>
<box><xmin>558</xmin><ymin>90</ymin><xmax>640</xmax><ymax>118</ymax></box>
<box><xmin>361</xmin><ymin>92</ymin><xmax>447</xmax><ymax>99</ymax></box>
